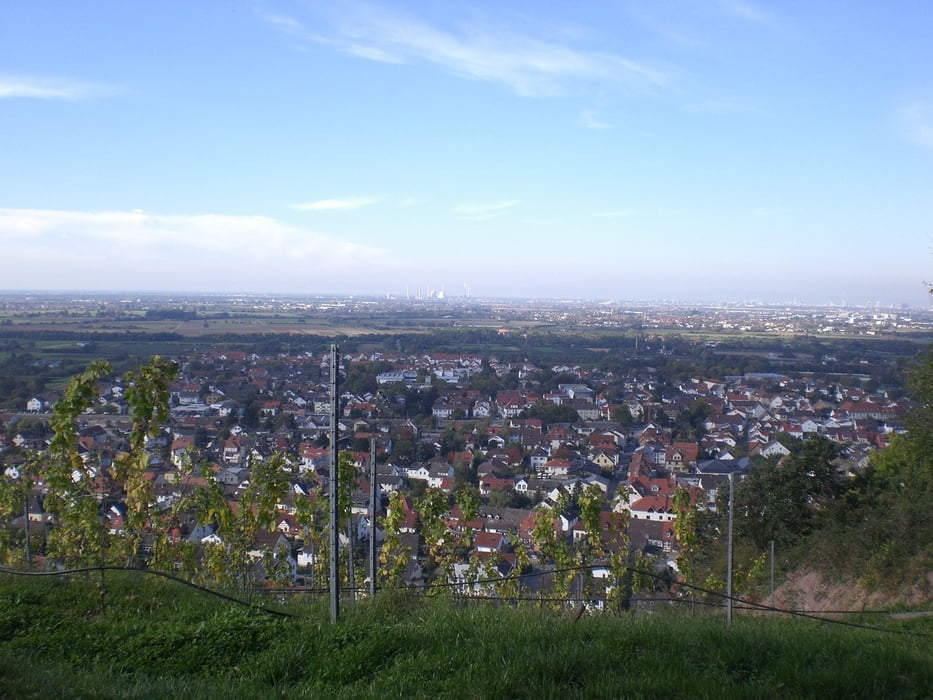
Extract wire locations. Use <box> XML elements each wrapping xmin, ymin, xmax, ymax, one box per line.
<box><xmin>0</xmin><ymin>564</ymin><xmax>295</xmax><ymax>618</ymax></box>
<box><xmin>5</xmin><ymin>561</ymin><xmax>927</xmax><ymax>637</ymax></box>
<box><xmin>358</xmin><ymin>561</ymin><xmax>933</xmax><ymax>638</ymax></box>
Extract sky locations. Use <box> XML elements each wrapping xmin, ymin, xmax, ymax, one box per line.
<box><xmin>1</xmin><ymin>1</ymin><xmax>931</xmax><ymax>306</ymax></box>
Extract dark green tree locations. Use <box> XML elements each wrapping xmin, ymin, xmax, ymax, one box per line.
<box><xmin>733</xmin><ymin>436</ymin><xmax>843</xmax><ymax>551</ymax></box>
<box><xmin>611</xmin><ymin>404</ymin><xmax>634</xmax><ymax>425</ymax></box>
<box><xmin>521</xmin><ymin>402</ymin><xmax>580</xmax><ymax>428</ymax></box>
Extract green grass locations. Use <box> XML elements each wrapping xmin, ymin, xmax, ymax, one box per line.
<box><xmin>0</xmin><ymin>573</ymin><xmax>931</xmax><ymax>698</ymax></box>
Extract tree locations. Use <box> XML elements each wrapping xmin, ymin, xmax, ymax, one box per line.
<box><xmin>344</xmin><ymin>361</ymin><xmax>393</xmax><ymax>396</ymax></box>
<box><xmin>531</xmin><ymin>506</ymin><xmax>574</xmax><ymax>608</ymax></box>
<box><xmin>487</xmin><ymin>489</ymin><xmax>531</xmax><ymax>509</ymax></box>
<box><xmin>671</xmin><ymin>486</ymin><xmax>698</xmax><ymax>584</ymax></box>
<box><xmin>189</xmin><ymin>450</ymin><xmax>293</xmax><ymax>589</ymax></box>
<box><xmin>572</xmin><ymin>484</ymin><xmax>607</xmax><ymax>604</ymax></box>
<box><xmin>733</xmin><ymin>437</ymin><xmax>843</xmax><ymax>551</ymax></box>
<box><xmin>42</xmin><ymin>360</ymin><xmax>113</xmax><ymax>567</ymax></box>
<box><xmin>112</xmin><ymin>355</ymin><xmax>178</xmax><ymax>566</ymax></box>
<box><xmin>468</xmin><ymin>360</ymin><xmax>501</xmax><ymax>395</ymax></box>
<box><xmin>611</xmin><ymin>404</ymin><xmax>634</xmax><ymax>425</ymax></box>
<box><xmin>293</xmin><ymin>492</ymin><xmax>329</xmax><ymax>589</ymax></box>
<box><xmin>904</xmin><ymin>348</ymin><xmax>933</xmax><ymax>459</ymax></box>
<box><xmin>453</xmin><ymin>486</ymin><xmax>480</xmax><ymax>559</ymax></box>
<box><xmin>825</xmin><ymin>348</ymin><xmax>933</xmax><ymax>587</ymax></box>
<box><xmin>417</xmin><ymin>487</ymin><xmax>453</xmax><ymax>586</ymax></box>
<box><xmin>0</xmin><ymin>453</ymin><xmax>38</xmax><ymax>566</ymax></box>
<box><xmin>389</xmin><ymin>436</ymin><xmax>416</xmax><ymax>465</ymax></box>
<box><xmin>336</xmin><ymin>451</ymin><xmax>362</xmax><ymax>590</ymax></box>
<box><xmin>495</xmin><ymin>533</ymin><xmax>531</xmax><ymax>600</ymax></box>
<box><xmin>576</xmin><ymin>484</ymin><xmax>604</xmax><ymax>558</ymax></box>
<box><xmin>192</xmin><ymin>426</ymin><xmax>210</xmax><ymax>449</ymax></box>
<box><xmin>604</xmin><ymin>486</ymin><xmax>634</xmax><ymax>612</ymax></box>
<box><xmin>438</xmin><ymin>426</ymin><xmax>465</xmax><ymax>458</ymax></box>
<box><xmin>521</xmin><ymin>402</ymin><xmax>580</xmax><ymax>427</ymax></box>
<box><xmin>378</xmin><ymin>491</ymin><xmax>410</xmax><ymax>587</ymax></box>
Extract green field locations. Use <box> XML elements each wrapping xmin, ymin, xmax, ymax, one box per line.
<box><xmin>0</xmin><ymin>571</ymin><xmax>930</xmax><ymax>698</ymax></box>
<box><xmin>1</xmin><ymin>297</ymin><xmax>929</xmax><ymax>410</ymax></box>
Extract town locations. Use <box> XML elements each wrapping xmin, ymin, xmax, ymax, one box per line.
<box><xmin>0</xmin><ymin>293</ymin><xmax>926</xmax><ymax>606</ymax></box>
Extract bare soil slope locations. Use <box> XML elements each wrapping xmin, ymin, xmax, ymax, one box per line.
<box><xmin>776</xmin><ymin>570</ymin><xmax>933</xmax><ymax>612</ymax></box>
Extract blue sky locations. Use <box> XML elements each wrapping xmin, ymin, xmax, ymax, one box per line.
<box><xmin>1</xmin><ymin>1</ymin><xmax>931</xmax><ymax>306</ymax></box>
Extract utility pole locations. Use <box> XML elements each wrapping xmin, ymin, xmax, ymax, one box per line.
<box><xmin>726</xmin><ymin>472</ymin><xmax>734</xmax><ymax>627</ymax></box>
<box><xmin>329</xmin><ymin>344</ymin><xmax>340</xmax><ymax>624</ymax></box>
<box><xmin>369</xmin><ymin>438</ymin><xmax>377</xmax><ymax>598</ymax></box>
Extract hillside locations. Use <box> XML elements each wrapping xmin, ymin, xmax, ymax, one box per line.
<box><xmin>774</xmin><ymin>569</ymin><xmax>933</xmax><ymax>613</ymax></box>
<box><xmin>0</xmin><ymin>571</ymin><xmax>930</xmax><ymax>698</ymax></box>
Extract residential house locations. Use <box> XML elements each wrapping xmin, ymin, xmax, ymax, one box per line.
<box><xmin>473</xmin><ymin>531</ymin><xmax>507</xmax><ymax>554</ymax></box>
<box><xmin>759</xmin><ymin>440</ymin><xmax>791</xmax><ymax>459</ymax></box>
<box><xmin>479</xmin><ymin>476</ymin><xmax>516</xmax><ymax>497</ymax></box>
<box><xmin>628</xmin><ymin>495</ymin><xmax>676</xmax><ymax>522</ymax></box>
<box><xmin>665</xmin><ymin>442</ymin><xmax>700</xmax><ymax>472</ymax></box>
<box><xmin>541</xmin><ymin>458</ymin><xmax>573</xmax><ymax>479</ymax></box>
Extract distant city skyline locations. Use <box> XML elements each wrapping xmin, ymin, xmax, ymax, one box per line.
<box><xmin>1</xmin><ymin>2</ymin><xmax>931</xmax><ymax>306</ymax></box>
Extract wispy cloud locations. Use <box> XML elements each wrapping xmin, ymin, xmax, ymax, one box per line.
<box><xmin>454</xmin><ymin>200</ymin><xmax>518</xmax><ymax>221</ymax></box>
<box><xmin>0</xmin><ymin>208</ymin><xmax>385</xmax><ymax>292</ymax></box>
<box><xmin>715</xmin><ymin>0</ymin><xmax>773</xmax><ymax>24</ymax></box>
<box><xmin>899</xmin><ymin>96</ymin><xmax>933</xmax><ymax>148</ymax></box>
<box><xmin>580</xmin><ymin>109</ymin><xmax>610</xmax><ymax>129</ymax></box>
<box><xmin>261</xmin><ymin>13</ymin><xmax>307</xmax><ymax>37</ymax></box>
<box><xmin>291</xmin><ymin>196</ymin><xmax>383</xmax><ymax>211</ymax></box>
<box><xmin>0</xmin><ymin>74</ymin><xmax>114</xmax><ymax>101</ymax></box>
<box><xmin>263</xmin><ymin>7</ymin><xmax>667</xmax><ymax>97</ymax></box>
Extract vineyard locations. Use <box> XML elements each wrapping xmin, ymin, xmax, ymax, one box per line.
<box><xmin>1</xmin><ymin>569</ymin><xmax>931</xmax><ymax>698</ymax></box>
<box><xmin>2</xmin><ymin>334</ymin><xmax>933</xmax><ymax>695</ymax></box>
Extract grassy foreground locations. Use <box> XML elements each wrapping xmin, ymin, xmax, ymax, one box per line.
<box><xmin>0</xmin><ymin>572</ymin><xmax>930</xmax><ymax>699</ymax></box>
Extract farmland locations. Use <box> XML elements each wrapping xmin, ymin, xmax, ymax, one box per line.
<box><xmin>1</xmin><ymin>292</ymin><xmax>929</xmax><ymax>402</ymax></box>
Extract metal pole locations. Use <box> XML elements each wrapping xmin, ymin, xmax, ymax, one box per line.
<box><xmin>329</xmin><ymin>344</ymin><xmax>340</xmax><ymax>624</ymax></box>
<box><xmin>346</xmin><ymin>355</ymin><xmax>355</xmax><ymax>603</ymax></box>
<box><xmin>770</xmin><ymin>539</ymin><xmax>775</xmax><ymax>611</ymax></box>
<box><xmin>726</xmin><ymin>472</ymin><xmax>734</xmax><ymax>627</ymax></box>
<box><xmin>23</xmin><ymin>491</ymin><xmax>30</xmax><ymax>565</ymax></box>
<box><xmin>99</xmin><ymin>509</ymin><xmax>106</xmax><ymax>613</ymax></box>
<box><xmin>347</xmin><ymin>520</ymin><xmax>355</xmax><ymax>602</ymax></box>
<box><xmin>369</xmin><ymin>438</ymin><xmax>377</xmax><ymax>598</ymax></box>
